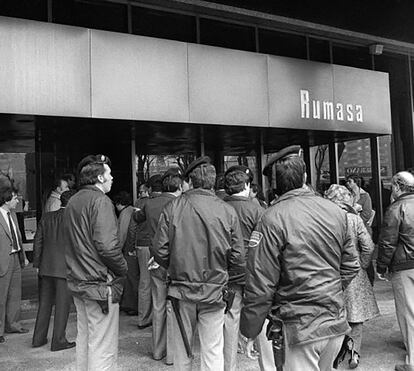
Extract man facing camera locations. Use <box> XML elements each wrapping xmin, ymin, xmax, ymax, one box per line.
<box><xmin>0</xmin><ymin>179</ymin><xmax>29</xmax><ymax>344</ymax></box>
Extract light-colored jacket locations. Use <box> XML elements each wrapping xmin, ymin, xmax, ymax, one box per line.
<box><xmin>44</xmin><ymin>190</ymin><xmax>61</xmax><ymax>212</ymax></box>
<box><xmin>341</xmin><ymin>203</ymin><xmax>380</xmax><ymax>323</ymax></box>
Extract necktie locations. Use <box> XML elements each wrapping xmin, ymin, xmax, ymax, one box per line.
<box><xmin>7</xmin><ymin>212</ymin><xmax>19</xmax><ymax>252</ymax></box>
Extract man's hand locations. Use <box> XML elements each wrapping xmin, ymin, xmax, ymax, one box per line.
<box><xmin>24</xmin><ymin>258</ymin><xmax>29</xmax><ymax>266</ymax></box>
<box><xmin>377</xmin><ymin>272</ymin><xmax>389</xmax><ymax>281</ymax></box>
<box><xmin>245</xmin><ymin>339</ymin><xmax>259</xmax><ymax>360</ymax></box>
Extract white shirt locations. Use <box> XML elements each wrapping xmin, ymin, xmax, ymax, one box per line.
<box><xmin>0</xmin><ymin>207</ymin><xmax>21</xmax><ymax>252</ymax></box>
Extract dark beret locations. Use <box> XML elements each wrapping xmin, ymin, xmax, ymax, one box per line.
<box><xmin>263</xmin><ymin>145</ymin><xmax>302</xmax><ymax>176</ymax></box>
<box><xmin>77</xmin><ymin>154</ymin><xmax>111</xmax><ymax>173</ymax></box>
<box><xmin>184</xmin><ymin>156</ymin><xmax>211</xmax><ymax>178</ymax></box>
<box><xmin>224</xmin><ymin>165</ymin><xmax>254</xmax><ymax>182</ymax></box>
<box><xmin>161</xmin><ymin>167</ymin><xmax>183</xmax><ymax>182</ymax></box>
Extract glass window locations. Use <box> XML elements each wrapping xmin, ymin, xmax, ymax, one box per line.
<box><xmin>0</xmin><ymin>0</ymin><xmax>47</xmax><ymax>22</ymax></box>
<box><xmin>53</xmin><ymin>0</ymin><xmax>128</xmax><ymax>33</ymax></box>
<box><xmin>258</xmin><ymin>29</ymin><xmax>307</xmax><ymax>59</ymax></box>
<box><xmin>309</xmin><ymin>38</ymin><xmax>331</xmax><ymax>63</ymax></box>
<box><xmin>200</xmin><ymin>18</ymin><xmax>256</xmax><ymax>52</ymax></box>
<box><xmin>132</xmin><ymin>7</ymin><xmax>196</xmax><ymax>43</ymax></box>
<box><xmin>332</xmin><ymin>43</ymin><xmax>371</xmax><ymax>69</ymax></box>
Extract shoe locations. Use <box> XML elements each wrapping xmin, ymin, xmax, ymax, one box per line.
<box><xmin>333</xmin><ymin>335</ymin><xmax>354</xmax><ymax>369</ymax></box>
<box><xmin>0</xmin><ymin>336</ymin><xmax>5</xmax><ymax>343</ymax></box>
<box><xmin>6</xmin><ymin>327</ymin><xmax>29</xmax><ymax>334</ymax></box>
<box><xmin>395</xmin><ymin>365</ymin><xmax>414</xmax><ymax>371</ymax></box>
<box><xmin>349</xmin><ymin>350</ymin><xmax>360</xmax><ymax>369</ymax></box>
<box><xmin>137</xmin><ymin>322</ymin><xmax>152</xmax><ymax>329</ymax></box>
<box><xmin>51</xmin><ymin>341</ymin><xmax>76</xmax><ymax>352</ymax></box>
<box><xmin>32</xmin><ymin>339</ymin><xmax>48</xmax><ymax>348</ymax></box>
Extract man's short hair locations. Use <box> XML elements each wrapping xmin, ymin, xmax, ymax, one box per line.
<box><xmin>161</xmin><ymin>168</ymin><xmax>183</xmax><ymax>193</ymax></box>
<box><xmin>346</xmin><ymin>174</ymin><xmax>362</xmax><ymax>188</ymax></box>
<box><xmin>393</xmin><ymin>172</ymin><xmax>414</xmax><ymax>193</ymax></box>
<box><xmin>113</xmin><ymin>191</ymin><xmax>132</xmax><ymax>206</ymax></box>
<box><xmin>275</xmin><ymin>157</ymin><xmax>306</xmax><ymax>196</ymax></box>
<box><xmin>190</xmin><ymin>164</ymin><xmax>216</xmax><ymax>190</ymax></box>
<box><xmin>60</xmin><ymin>189</ymin><xmax>77</xmax><ymax>207</ymax></box>
<box><xmin>0</xmin><ymin>184</ymin><xmax>18</xmax><ymax>206</ymax></box>
<box><xmin>225</xmin><ymin>170</ymin><xmax>251</xmax><ymax>195</ymax></box>
<box><xmin>149</xmin><ymin>174</ymin><xmax>162</xmax><ymax>193</ymax></box>
<box><xmin>78</xmin><ymin>154</ymin><xmax>111</xmax><ymax>187</ymax></box>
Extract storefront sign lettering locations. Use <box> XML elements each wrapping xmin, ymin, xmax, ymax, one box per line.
<box><xmin>300</xmin><ymin>89</ymin><xmax>363</xmax><ymax>123</ymax></box>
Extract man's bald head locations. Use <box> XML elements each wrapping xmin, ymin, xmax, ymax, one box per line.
<box><xmin>392</xmin><ymin>171</ymin><xmax>414</xmax><ymax>196</ymax></box>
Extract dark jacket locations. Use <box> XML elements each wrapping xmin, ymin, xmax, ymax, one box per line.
<box><xmin>151</xmin><ymin>188</ymin><xmax>246</xmax><ymax>305</ymax></box>
<box><xmin>33</xmin><ymin>208</ymin><xmax>68</xmax><ymax>278</ymax></box>
<box><xmin>377</xmin><ymin>192</ymin><xmax>414</xmax><ymax>273</ymax></box>
<box><xmin>64</xmin><ymin>185</ymin><xmax>127</xmax><ymax>302</ymax></box>
<box><xmin>240</xmin><ymin>188</ymin><xmax>360</xmax><ymax>345</ymax></box>
<box><xmin>124</xmin><ymin>193</ymin><xmax>176</xmax><ymax>254</ymax></box>
<box><xmin>224</xmin><ymin>194</ymin><xmax>264</xmax><ymax>285</ymax></box>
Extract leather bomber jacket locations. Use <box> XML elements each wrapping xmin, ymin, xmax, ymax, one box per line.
<box><xmin>377</xmin><ymin>192</ymin><xmax>414</xmax><ymax>273</ymax></box>
<box><xmin>151</xmin><ymin>188</ymin><xmax>246</xmax><ymax>305</ymax></box>
<box><xmin>65</xmin><ymin>185</ymin><xmax>127</xmax><ymax>302</ymax></box>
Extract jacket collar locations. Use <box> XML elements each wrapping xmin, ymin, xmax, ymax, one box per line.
<box><xmin>273</xmin><ymin>187</ymin><xmax>316</xmax><ymax>205</ymax></box>
<box><xmin>224</xmin><ymin>194</ymin><xmax>250</xmax><ymax>202</ymax></box>
<box><xmin>395</xmin><ymin>191</ymin><xmax>414</xmax><ymax>202</ymax></box>
<box><xmin>186</xmin><ymin>188</ymin><xmax>215</xmax><ymax>197</ymax></box>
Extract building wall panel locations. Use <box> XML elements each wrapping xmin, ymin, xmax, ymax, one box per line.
<box><xmin>188</xmin><ymin>44</ymin><xmax>269</xmax><ymax>126</ymax></box>
<box><xmin>0</xmin><ymin>17</ymin><xmax>90</xmax><ymax>117</ymax></box>
<box><xmin>90</xmin><ymin>30</ymin><xmax>189</xmax><ymax>122</ymax></box>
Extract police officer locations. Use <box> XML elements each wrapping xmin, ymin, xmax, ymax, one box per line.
<box><xmin>240</xmin><ymin>146</ymin><xmax>360</xmax><ymax>371</ymax></box>
<box><xmin>151</xmin><ymin>156</ymin><xmax>245</xmax><ymax>371</ymax></box>
<box><xmin>130</xmin><ymin>168</ymin><xmax>183</xmax><ymax>364</ymax></box>
<box><xmin>223</xmin><ymin>165</ymin><xmax>274</xmax><ymax>371</ymax></box>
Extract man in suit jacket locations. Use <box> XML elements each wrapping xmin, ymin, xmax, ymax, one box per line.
<box><xmin>32</xmin><ymin>190</ymin><xmax>77</xmax><ymax>351</ymax></box>
<box><xmin>0</xmin><ymin>182</ymin><xmax>28</xmax><ymax>344</ymax></box>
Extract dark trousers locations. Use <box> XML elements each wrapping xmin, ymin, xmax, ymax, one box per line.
<box><xmin>32</xmin><ymin>276</ymin><xmax>72</xmax><ymax>347</ymax></box>
<box><xmin>121</xmin><ymin>255</ymin><xmax>139</xmax><ymax>312</ymax></box>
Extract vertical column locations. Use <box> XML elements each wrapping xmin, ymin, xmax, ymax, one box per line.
<box><xmin>256</xmin><ymin>128</ymin><xmax>267</xmax><ymax>200</ymax></box>
<box><xmin>370</xmin><ymin>136</ymin><xmax>383</xmax><ymax>229</ymax></box>
<box><xmin>35</xmin><ymin>122</ymin><xmax>43</xmax><ymax>221</ymax></box>
<box><xmin>329</xmin><ymin>142</ymin><xmax>339</xmax><ymax>184</ymax></box>
<box><xmin>131</xmin><ymin>124</ymin><xmax>137</xmax><ymax>205</ymax></box>
<box><xmin>199</xmin><ymin>126</ymin><xmax>205</xmax><ymax>157</ymax></box>
<box><xmin>302</xmin><ymin>143</ymin><xmax>311</xmax><ymax>184</ymax></box>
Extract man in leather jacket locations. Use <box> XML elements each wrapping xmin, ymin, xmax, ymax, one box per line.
<box><xmin>240</xmin><ymin>146</ymin><xmax>360</xmax><ymax>371</ymax></box>
<box><xmin>377</xmin><ymin>171</ymin><xmax>414</xmax><ymax>371</ymax></box>
<box><xmin>65</xmin><ymin>155</ymin><xmax>127</xmax><ymax>371</ymax></box>
<box><xmin>151</xmin><ymin>156</ymin><xmax>245</xmax><ymax>371</ymax></box>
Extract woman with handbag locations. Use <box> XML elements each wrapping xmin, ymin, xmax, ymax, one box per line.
<box><xmin>325</xmin><ymin>184</ymin><xmax>380</xmax><ymax>369</ymax></box>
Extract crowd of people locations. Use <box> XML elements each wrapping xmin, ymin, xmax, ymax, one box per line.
<box><xmin>0</xmin><ymin>146</ymin><xmax>414</xmax><ymax>371</ymax></box>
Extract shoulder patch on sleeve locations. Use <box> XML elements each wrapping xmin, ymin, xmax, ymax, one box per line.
<box><xmin>249</xmin><ymin>231</ymin><xmax>263</xmax><ymax>248</ymax></box>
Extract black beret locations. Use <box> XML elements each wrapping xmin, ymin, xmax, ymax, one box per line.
<box><xmin>161</xmin><ymin>167</ymin><xmax>183</xmax><ymax>182</ymax></box>
<box><xmin>263</xmin><ymin>145</ymin><xmax>302</xmax><ymax>176</ymax></box>
<box><xmin>184</xmin><ymin>156</ymin><xmax>211</xmax><ymax>178</ymax></box>
<box><xmin>224</xmin><ymin>165</ymin><xmax>254</xmax><ymax>182</ymax></box>
<box><xmin>77</xmin><ymin>154</ymin><xmax>111</xmax><ymax>174</ymax></box>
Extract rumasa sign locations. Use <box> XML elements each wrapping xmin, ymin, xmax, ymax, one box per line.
<box><xmin>300</xmin><ymin>89</ymin><xmax>364</xmax><ymax>123</ymax></box>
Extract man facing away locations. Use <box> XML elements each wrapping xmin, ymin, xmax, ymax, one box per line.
<box><xmin>151</xmin><ymin>156</ymin><xmax>245</xmax><ymax>371</ymax></box>
<box><xmin>32</xmin><ymin>189</ymin><xmax>77</xmax><ymax>351</ymax></box>
<box><xmin>223</xmin><ymin>165</ymin><xmax>275</xmax><ymax>371</ymax></box>
<box><xmin>377</xmin><ymin>171</ymin><xmax>414</xmax><ymax>371</ymax></box>
<box><xmin>240</xmin><ymin>146</ymin><xmax>360</xmax><ymax>371</ymax></box>
<box><xmin>128</xmin><ymin>167</ymin><xmax>183</xmax><ymax>364</ymax></box>
<box><xmin>0</xmin><ymin>180</ymin><xmax>29</xmax><ymax>344</ymax></box>
<box><xmin>65</xmin><ymin>155</ymin><xmax>127</xmax><ymax>371</ymax></box>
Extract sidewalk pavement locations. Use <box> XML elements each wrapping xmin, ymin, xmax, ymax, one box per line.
<box><xmin>0</xmin><ymin>279</ymin><xmax>406</xmax><ymax>370</ymax></box>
